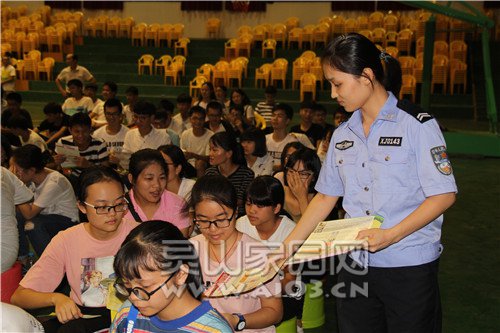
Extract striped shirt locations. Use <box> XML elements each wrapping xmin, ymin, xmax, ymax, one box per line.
<box><xmin>55</xmin><ymin>135</ymin><xmax>108</xmax><ymax>175</ymax></box>
<box><xmin>255</xmin><ymin>101</ymin><xmax>275</xmax><ymax>124</ymax></box>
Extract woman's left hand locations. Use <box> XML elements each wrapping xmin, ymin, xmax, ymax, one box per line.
<box><xmin>221</xmin><ymin>313</ymin><xmax>238</xmax><ymax>329</ymax></box>
<box><xmin>288</xmin><ymin>171</ymin><xmax>309</xmax><ymax>199</ymax></box>
<box><xmin>356</xmin><ymin>228</ymin><xmax>396</xmax><ymax>252</ymax></box>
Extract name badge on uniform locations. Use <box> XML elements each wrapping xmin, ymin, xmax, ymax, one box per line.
<box><xmin>430</xmin><ymin>146</ymin><xmax>453</xmax><ymax>175</ymax></box>
<box><xmin>378</xmin><ymin>137</ymin><xmax>402</xmax><ymax>146</ymax></box>
<box><xmin>335</xmin><ymin>140</ymin><xmax>354</xmax><ymax>150</ymax></box>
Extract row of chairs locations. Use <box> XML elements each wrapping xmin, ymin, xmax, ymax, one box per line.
<box><xmin>192</xmin><ymin>57</ymin><xmax>249</xmax><ymax>90</ymax></box>
<box><xmin>7</xmin><ymin>50</ymin><xmax>55</xmax><ymax>81</ymax></box>
<box><xmin>131</xmin><ymin>23</ymin><xmax>185</xmax><ymax>48</ymax></box>
<box><xmin>137</xmin><ymin>55</ymin><xmax>187</xmax><ymax>86</ymax></box>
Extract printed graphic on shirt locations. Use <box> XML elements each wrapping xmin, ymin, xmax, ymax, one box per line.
<box><xmin>378</xmin><ymin>137</ymin><xmax>402</xmax><ymax>146</ymax></box>
<box><xmin>335</xmin><ymin>140</ymin><xmax>354</xmax><ymax>150</ymax></box>
<box><xmin>430</xmin><ymin>146</ymin><xmax>452</xmax><ymax>175</ymax></box>
<box><xmin>81</xmin><ymin>256</ymin><xmax>115</xmax><ymax>307</ymax></box>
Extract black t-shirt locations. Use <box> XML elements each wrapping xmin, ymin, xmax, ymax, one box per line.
<box><xmin>1</xmin><ymin>108</ymin><xmax>34</xmax><ymax>129</ymax></box>
<box><xmin>290</xmin><ymin>123</ymin><xmax>324</xmax><ymax>147</ymax></box>
<box><xmin>37</xmin><ymin>113</ymin><xmax>70</xmax><ymax>135</ymax></box>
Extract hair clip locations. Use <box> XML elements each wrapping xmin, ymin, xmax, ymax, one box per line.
<box><xmin>379</xmin><ymin>51</ymin><xmax>390</xmax><ymax>63</ymax></box>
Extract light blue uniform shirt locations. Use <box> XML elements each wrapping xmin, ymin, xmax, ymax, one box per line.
<box><xmin>316</xmin><ymin>92</ymin><xmax>457</xmax><ymax>267</ymax></box>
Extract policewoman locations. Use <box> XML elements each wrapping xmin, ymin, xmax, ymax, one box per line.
<box><xmin>284</xmin><ymin>33</ymin><xmax>457</xmax><ymax>333</ymax></box>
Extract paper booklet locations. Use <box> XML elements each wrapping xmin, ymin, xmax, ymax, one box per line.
<box><xmin>204</xmin><ymin>215</ymin><xmax>383</xmax><ymax>297</ymax></box>
<box><xmin>55</xmin><ymin>142</ymin><xmax>80</xmax><ymax>168</ymax></box>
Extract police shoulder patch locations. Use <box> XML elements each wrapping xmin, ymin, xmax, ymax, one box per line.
<box><xmin>397</xmin><ymin>99</ymin><xmax>434</xmax><ymax>123</ymax></box>
<box><xmin>430</xmin><ymin>145</ymin><xmax>453</xmax><ymax>175</ymax></box>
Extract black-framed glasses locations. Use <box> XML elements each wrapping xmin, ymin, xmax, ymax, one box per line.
<box><xmin>114</xmin><ymin>271</ymin><xmax>177</xmax><ymax>301</ymax></box>
<box><xmin>193</xmin><ymin>210</ymin><xmax>235</xmax><ymax>229</ymax></box>
<box><xmin>286</xmin><ymin>167</ymin><xmax>314</xmax><ymax>178</ymax></box>
<box><xmin>83</xmin><ymin>199</ymin><xmax>129</xmax><ymax>215</ymax></box>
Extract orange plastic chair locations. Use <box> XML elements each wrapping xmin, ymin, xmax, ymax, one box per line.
<box><xmin>399</xmin><ymin>74</ymin><xmax>416</xmax><ymax>102</ymax></box>
<box><xmin>224</xmin><ymin>38</ymin><xmax>238</xmax><ymax>60</ymax></box>
<box><xmin>252</xmin><ymin>25</ymin><xmax>268</xmax><ymax>47</ymax></box>
<box><xmin>272</xmin><ymin>23</ymin><xmax>287</xmax><ymax>48</ymax></box>
<box><xmin>287</xmin><ymin>28</ymin><xmax>302</xmax><ymax>49</ymax></box>
<box><xmin>413</xmin><ymin>57</ymin><xmax>424</xmax><ymax>84</ymax></box>
<box><xmin>158</xmin><ymin>23</ymin><xmax>172</xmax><ymax>48</ymax></box>
<box><xmin>397</xmin><ymin>29</ymin><xmax>413</xmax><ymax>55</ymax></box>
<box><xmin>284</xmin><ymin>17</ymin><xmax>300</xmax><ymax>32</ymax></box>
<box><xmin>255</xmin><ymin>63</ymin><xmax>272</xmax><ymax>88</ymax></box>
<box><xmin>309</xmin><ymin>57</ymin><xmax>324</xmax><ymax>90</ymax></box>
<box><xmin>313</xmin><ymin>23</ymin><xmax>329</xmax><ymax>49</ymax></box>
<box><xmin>449</xmin><ymin>59</ymin><xmax>467</xmax><ymax>95</ymax></box>
<box><xmin>372</xmin><ymin>27</ymin><xmax>386</xmax><ymax>46</ymax></box>
<box><xmin>206</xmin><ymin>18</ymin><xmax>221</xmax><ymax>39</ymax></box>
<box><xmin>155</xmin><ymin>55</ymin><xmax>172</xmax><ymax>76</ymax></box>
<box><xmin>416</xmin><ymin>37</ymin><xmax>425</xmax><ymax>55</ymax></box>
<box><xmin>357</xmin><ymin>16</ymin><xmax>370</xmax><ymax>31</ymax></box>
<box><xmin>300</xmin><ymin>73</ymin><xmax>317</xmax><ymax>102</ymax></box>
<box><xmin>131</xmin><ymin>23</ymin><xmax>147</xmax><ymax>46</ymax></box>
<box><xmin>164</xmin><ymin>62</ymin><xmax>182</xmax><ymax>86</ymax></box>
<box><xmin>449</xmin><ymin>19</ymin><xmax>466</xmax><ymax>42</ymax></box>
<box><xmin>345</xmin><ymin>18</ymin><xmax>357</xmax><ymax>34</ymax></box>
<box><xmin>449</xmin><ymin>40</ymin><xmax>467</xmax><ymax>63</ymax></box>
<box><xmin>235</xmin><ymin>57</ymin><xmax>249</xmax><ymax>78</ymax></box>
<box><xmin>385</xmin><ymin>46</ymin><xmax>399</xmax><ymax>59</ymax></box>
<box><xmin>301</xmin><ymin>50</ymin><xmax>316</xmax><ymax>61</ymax></box>
<box><xmin>270</xmin><ymin>58</ymin><xmax>288</xmax><ymax>89</ymax></box>
<box><xmin>144</xmin><ymin>23</ymin><xmax>160</xmax><ymax>47</ymax></box>
<box><xmin>262</xmin><ymin>38</ymin><xmax>277</xmax><ymax>58</ymax></box>
<box><xmin>385</xmin><ymin>31</ymin><xmax>398</xmax><ymax>47</ymax></box>
<box><xmin>23</xmin><ymin>58</ymin><xmax>37</xmax><ymax>80</ymax></box>
<box><xmin>138</xmin><ymin>54</ymin><xmax>154</xmax><ymax>75</ymax></box>
<box><xmin>292</xmin><ymin>57</ymin><xmax>310</xmax><ymax>90</ymax></box>
<box><xmin>119</xmin><ymin>17</ymin><xmax>135</xmax><ymax>38</ymax></box>
<box><xmin>226</xmin><ymin>60</ymin><xmax>244</xmax><ymax>88</ymax></box>
<box><xmin>331</xmin><ymin>15</ymin><xmax>345</xmax><ymax>36</ymax></box>
<box><xmin>431</xmin><ymin>55</ymin><xmax>449</xmax><ymax>93</ymax></box>
<box><xmin>106</xmin><ymin>16</ymin><xmax>120</xmax><ymax>38</ymax></box>
<box><xmin>37</xmin><ymin>56</ymin><xmax>55</xmax><ymax>81</ymax></box>
<box><xmin>172</xmin><ymin>55</ymin><xmax>187</xmax><ymax>77</ymax></box>
<box><xmin>237</xmin><ymin>25</ymin><xmax>253</xmax><ymax>37</ymax></box>
<box><xmin>196</xmin><ymin>63</ymin><xmax>215</xmax><ymax>82</ymax></box>
<box><xmin>237</xmin><ymin>34</ymin><xmax>252</xmax><ymax>58</ymax></box>
<box><xmin>369</xmin><ymin>11</ymin><xmax>384</xmax><ymax>30</ymax></box>
<box><xmin>175</xmin><ymin>37</ymin><xmax>190</xmax><ymax>56</ymax></box>
<box><xmin>93</xmin><ymin>15</ymin><xmax>108</xmax><ymax>38</ymax></box>
<box><xmin>433</xmin><ymin>40</ymin><xmax>449</xmax><ymax>57</ymax></box>
<box><xmin>171</xmin><ymin>23</ymin><xmax>184</xmax><ymax>47</ymax></box>
<box><xmin>189</xmin><ymin>75</ymin><xmax>208</xmax><ymax>98</ymax></box>
<box><xmin>399</xmin><ymin>56</ymin><xmax>416</xmax><ymax>76</ymax></box>
<box><xmin>213</xmin><ymin>60</ymin><xmax>230</xmax><ymax>87</ymax></box>
<box><xmin>383</xmin><ymin>14</ymin><xmax>399</xmax><ymax>32</ymax></box>
<box><xmin>301</xmin><ymin>25</ymin><xmax>315</xmax><ymax>49</ymax></box>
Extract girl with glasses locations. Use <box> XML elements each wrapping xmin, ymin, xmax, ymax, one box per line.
<box><xmin>11</xmin><ymin>166</ymin><xmax>139</xmax><ymax>333</ymax></box>
<box><xmin>110</xmin><ymin>221</ymin><xmax>233</xmax><ymax>333</ymax></box>
<box><xmin>189</xmin><ymin>175</ymin><xmax>283</xmax><ymax>332</ymax></box>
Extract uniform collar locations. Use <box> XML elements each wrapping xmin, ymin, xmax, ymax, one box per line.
<box><xmin>376</xmin><ymin>91</ymin><xmax>399</xmax><ymax>123</ymax></box>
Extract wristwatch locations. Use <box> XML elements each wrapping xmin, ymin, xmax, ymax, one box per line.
<box><xmin>233</xmin><ymin>313</ymin><xmax>246</xmax><ymax>331</ymax></box>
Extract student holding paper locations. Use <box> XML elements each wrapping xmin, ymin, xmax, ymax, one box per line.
<box><xmin>284</xmin><ymin>33</ymin><xmax>457</xmax><ymax>333</ymax></box>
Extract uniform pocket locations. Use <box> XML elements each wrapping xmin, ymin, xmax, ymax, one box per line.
<box><xmin>370</xmin><ymin>149</ymin><xmax>411</xmax><ymax>192</ymax></box>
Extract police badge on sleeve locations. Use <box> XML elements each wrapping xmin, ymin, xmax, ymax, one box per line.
<box><xmin>430</xmin><ymin>146</ymin><xmax>452</xmax><ymax>175</ymax></box>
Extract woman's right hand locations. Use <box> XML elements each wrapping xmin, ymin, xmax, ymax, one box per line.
<box><xmin>52</xmin><ymin>293</ymin><xmax>83</xmax><ymax>323</ymax></box>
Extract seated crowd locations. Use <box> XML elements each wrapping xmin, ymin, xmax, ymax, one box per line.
<box><xmin>1</xmin><ymin>80</ymin><xmax>349</xmax><ymax>333</ymax></box>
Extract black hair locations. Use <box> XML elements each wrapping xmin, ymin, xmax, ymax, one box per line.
<box><xmin>209</xmin><ymin>131</ymin><xmax>246</xmax><ymax>166</ymax></box>
<box><xmin>199</xmin><ymin>82</ymin><xmax>216</xmax><ymax>101</ymax></box>
<box><xmin>7</xmin><ymin>115</ymin><xmax>30</xmax><ymax>130</ymax></box>
<box><xmin>104</xmin><ymin>98</ymin><xmax>123</xmax><ymax>113</ymax></box>
<box><xmin>125</xmin><ymin>86</ymin><xmax>139</xmax><ymax>96</ymax></box>
<box><xmin>230</xmin><ymin>88</ymin><xmax>251</xmax><ymax>106</ymax></box>
<box><xmin>78</xmin><ymin>166</ymin><xmax>123</xmax><ymax>202</ymax></box>
<box><xmin>313</xmin><ymin>103</ymin><xmax>327</xmax><ymax>114</ymax></box>
<box><xmin>240</xmin><ymin>128</ymin><xmax>267</xmax><ymax>158</ymax></box>
<box><xmin>113</xmin><ymin>220</ymin><xmax>203</xmax><ymax>299</ymax></box>
<box><xmin>43</xmin><ymin>102</ymin><xmax>63</xmax><ymax>115</ymax></box>
<box><xmin>11</xmin><ymin>144</ymin><xmax>50</xmax><ymax>171</ymax></box>
<box><xmin>103</xmin><ymin>81</ymin><xmax>118</xmax><ymax>93</ymax></box>
<box><xmin>69</xmin><ymin>112</ymin><xmax>92</xmax><ymax>128</ymax></box>
<box><xmin>187</xmin><ymin>174</ymin><xmax>238</xmax><ymax>213</ymax></box>
<box><xmin>67</xmin><ymin>79</ymin><xmax>83</xmax><ymax>88</ymax></box>
<box><xmin>133</xmin><ymin>100</ymin><xmax>156</xmax><ymax>116</ymax></box>
<box><xmin>216</xmin><ymin>85</ymin><xmax>227</xmax><ymax>94</ymax></box>
<box><xmin>333</xmin><ymin>106</ymin><xmax>350</xmax><ymax>120</ymax></box>
<box><xmin>158</xmin><ymin>144</ymin><xmax>197</xmax><ymax>179</ymax></box>
<box><xmin>158</xmin><ymin>99</ymin><xmax>174</xmax><ymax>113</ymax></box>
<box><xmin>189</xmin><ymin>105</ymin><xmax>206</xmax><ymax>118</ymax></box>
<box><xmin>84</xmin><ymin>83</ymin><xmax>98</xmax><ymax>91</ymax></box>
<box><xmin>246</xmin><ymin>175</ymin><xmax>284</xmax><ymax>208</ymax></box>
<box><xmin>265</xmin><ymin>85</ymin><xmax>277</xmax><ymax>95</ymax></box>
<box><xmin>128</xmin><ymin>148</ymin><xmax>168</xmax><ymax>182</ymax></box>
<box><xmin>322</xmin><ymin>33</ymin><xmax>402</xmax><ymax>96</ymax></box>
<box><xmin>206</xmin><ymin>101</ymin><xmax>223</xmax><ymax>115</ymax></box>
<box><xmin>69</xmin><ymin>54</ymin><xmax>78</xmax><ymax>61</ymax></box>
<box><xmin>300</xmin><ymin>100</ymin><xmax>315</xmax><ymax>110</ymax></box>
<box><xmin>284</xmin><ymin>148</ymin><xmax>321</xmax><ymax>193</ymax></box>
<box><xmin>6</xmin><ymin>92</ymin><xmax>22</xmax><ymax>104</ymax></box>
<box><xmin>154</xmin><ymin>108</ymin><xmax>170</xmax><ymax>121</ymax></box>
<box><xmin>176</xmin><ymin>93</ymin><xmax>192</xmax><ymax>105</ymax></box>
<box><xmin>1</xmin><ymin>134</ymin><xmax>12</xmax><ymax>167</ymax></box>
<box><xmin>280</xmin><ymin>141</ymin><xmax>305</xmax><ymax>172</ymax></box>
<box><xmin>273</xmin><ymin>103</ymin><xmax>294</xmax><ymax>120</ymax></box>
<box><xmin>229</xmin><ymin>104</ymin><xmax>245</xmax><ymax>116</ymax></box>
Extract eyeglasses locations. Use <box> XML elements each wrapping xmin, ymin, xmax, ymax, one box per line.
<box><xmin>194</xmin><ymin>210</ymin><xmax>235</xmax><ymax>229</ymax></box>
<box><xmin>114</xmin><ymin>271</ymin><xmax>177</xmax><ymax>301</ymax></box>
<box><xmin>286</xmin><ymin>167</ymin><xmax>314</xmax><ymax>178</ymax></box>
<box><xmin>83</xmin><ymin>199</ymin><xmax>129</xmax><ymax>215</ymax></box>
<box><xmin>104</xmin><ymin>112</ymin><xmax>121</xmax><ymax>117</ymax></box>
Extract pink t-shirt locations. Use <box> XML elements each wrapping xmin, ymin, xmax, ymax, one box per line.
<box><xmin>21</xmin><ymin>219</ymin><xmax>139</xmax><ymax>307</ymax></box>
<box><xmin>191</xmin><ymin>233</ymin><xmax>281</xmax><ymax>333</ymax></box>
<box><xmin>125</xmin><ymin>189</ymin><xmax>190</xmax><ymax>232</ymax></box>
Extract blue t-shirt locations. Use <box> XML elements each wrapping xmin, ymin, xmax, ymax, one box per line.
<box><xmin>110</xmin><ymin>300</ymin><xmax>233</xmax><ymax>333</ymax></box>
<box><xmin>316</xmin><ymin>92</ymin><xmax>457</xmax><ymax>268</ymax></box>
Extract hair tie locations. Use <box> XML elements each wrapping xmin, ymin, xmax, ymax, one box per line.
<box><xmin>379</xmin><ymin>51</ymin><xmax>390</xmax><ymax>63</ymax></box>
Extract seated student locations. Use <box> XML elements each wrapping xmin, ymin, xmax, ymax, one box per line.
<box><xmin>122</xmin><ymin>85</ymin><xmax>139</xmax><ymax>127</ymax></box>
<box><xmin>194</xmin><ymin>82</ymin><xmax>216</xmax><ymax>110</ymax></box>
<box><xmin>7</xmin><ymin>115</ymin><xmax>48</xmax><ymax>152</ymax></box>
<box><xmin>189</xmin><ymin>175</ymin><xmax>283</xmax><ymax>332</ymax></box>
<box><xmin>153</xmin><ymin>106</ymin><xmax>180</xmax><ymax>147</ymax></box>
<box><xmin>125</xmin><ymin>149</ymin><xmax>190</xmax><ymax>237</ymax></box>
<box><xmin>312</xmin><ymin>103</ymin><xmax>334</xmax><ymax>141</ymax></box>
<box><xmin>90</xmin><ymin>81</ymin><xmax>119</xmax><ymax>128</ymax></box>
<box><xmin>110</xmin><ymin>221</ymin><xmax>233</xmax><ymax>333</ymax></box>
<box><xmin>180</xmin><ymin>106</ymin><xmax>213</xmax><ymax>178</ymax></box>
<box><xmin>83</xmin><ymin>83</ymin><xmax>102</xmax><ymax>111</ymax></box>
<box><xmin>205</xmin><ymin>101</ymin><xmax>235</xmax><ymax>135</ymax></box>
<box><xmin>290</xmin><ymin>101</ymin><xmax>324</xmax><ymax>148</ymax></box>
<box><xmin>333</xmin><ymin>105</ymin><xmax>349</xmax><ymax>129</ymax></box>
<box><xmin>62</xmin><ymin>79</ymin><xmax>94</xmax><ymax>116</ymax></box>
<box><xmin>266</xmin><ymin>103</ymin><xmax>299</xmax><ymax>171</ymax></box>
<box><xmin>272</xmin><ymin>141</ymin><xmax>304</xmax><ymax>185</ymax></box>
<box><xmin>11</xmin><ymin>144</ymin><xmax>79</xmax><ymax>257</ymax></box>
<box><xmin>1</xmin><ymin>166</ymin><xmax>33</xmax><ymax>273</ymax></box>
<box><xmin>230</xmin><ymin>88</ymin><xmax>254</xmax><ymax>126</ymax></box>
<box><xmin>282</xmin><ymin>148</ymin><xmax>321</xmax><ymax>222</ymax></box>
<box><xmin>171</xmin><ymin>93</ymin><xmax>192</xmax><ymax>136</ymax></box>
<box><xmin>254</xmin><ymin>85</ymin><xmax>278</xmax><ymax>127</ymax></box>
<box><xmin>158</xmin><ymin>144</ymin><xmax>196</xmax><ymax>201</ymax></box>
<box><xmin>241</xmin><ymin>128</ymin><xmax>274</xmax><ymax>177</ymax></box>
<box><xmin>236</xmin><ymin>176</ymin><xmax>302</xmax><ymax>326</ymax></box>
<box><xmin>11</xmin><ymin>167</ymin><xmax>139</xmax><ymax>333</ymax></box>
<box><xmin>54</xmin><ymin>113</ymin><xmax>109</xmax><ymax>183</ymax></box>
<box><xmin>215</xmin><ymin>85</ymin><xmax>230</xmax><ymax>115</ymax></box>
<box><xmin>227</xmin><ymin>104</ymin><xmax>249</xmax><ymax>140</ymax></box>
<box><xmin>122</xmin><ymin>100</ymin><xmax>172</xmax><ymax>154</ymax></box>
<box><xmin>205</xmin><ymin>132</ymin><xmax>254</xmax><ymax>217</ymax></box>
<box><xmin>92</xmin><ymin>98</ymin><xmax>129</xmax><ymax>169</ymax></box>
<box><xmin>1</xmin><ymin>92</ymin><xmax>33</xmax><ymax>146</ymax></box>
<box><xmin>34</xmin><ymin>102</ymin><xmax>70</xmax><ymax>151</ymax></box>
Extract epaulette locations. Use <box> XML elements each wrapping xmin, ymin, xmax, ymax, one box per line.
<box><xmin>397</xmin><ymin>99</ymin><xmax>434</xmax><ymax>123</ymax></box>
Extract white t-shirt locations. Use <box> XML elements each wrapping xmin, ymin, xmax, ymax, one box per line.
<box><xmin>93</xmin><ymin>125</ymin><xmax>129</xmax><ymax>152</ymax></box>
<box><xmin>62</xmin><ymin>96</ymin><xmax>94</xmax><ymax>116</ymax></box>
<box><xmin>29</xmin><ymin>169</ymin><xmax>79</xmax><ymax>221</ymax></box>
<box><xmin>1</xmin><ymin>167</ymin><xmax>33</xmax><ymax>273</ymax></box>
<box><xmin>180</xmin><ymin>128</ymin><xmax>213</xmax><ymax>166</ymax></box>
<box><xmin>170</xmin><ymin>113</ymin><xmax>192</xmax><ymax>136</ymax></box>
<box><xmin>265</xmin><ymin>133</ymin><xmax>299</xmax><ymax>168</ymax></box>
<box><xmin>247</xmin><ymin>154</ymin><xmax>274</xmax><ymax>177</ymax></box>
<box><xmin>57</xmin><ymin>65</ymin><xmax>94</xmax><ymax>89</ymax></box>
<box><xmin>90</xmin><ymin>100</ymin><xmax>106</xmax><ymax>126</ymax></box>
<box><xmin>1</xmin><ymin>64</ymin><xmax>16</xmax><ymax>92</ymax></box>
<box><xmin>122</xmin><ymin>127</ymin><xmax>171</xmax><ymax>154</ymax></box>
<box><xmin>21</xmin><ymin>130</ymin><xmax>48</xmax><ymax>152</ymax></box>
<box><xmin>122</xmin><ymin>104</ymin><xmax>134</xmax><ymax>126</ymax></box>
<box><xmin>236</xmin><ymin>215</ymin><xmax>296</xmax><ymax>244</ymax></box>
